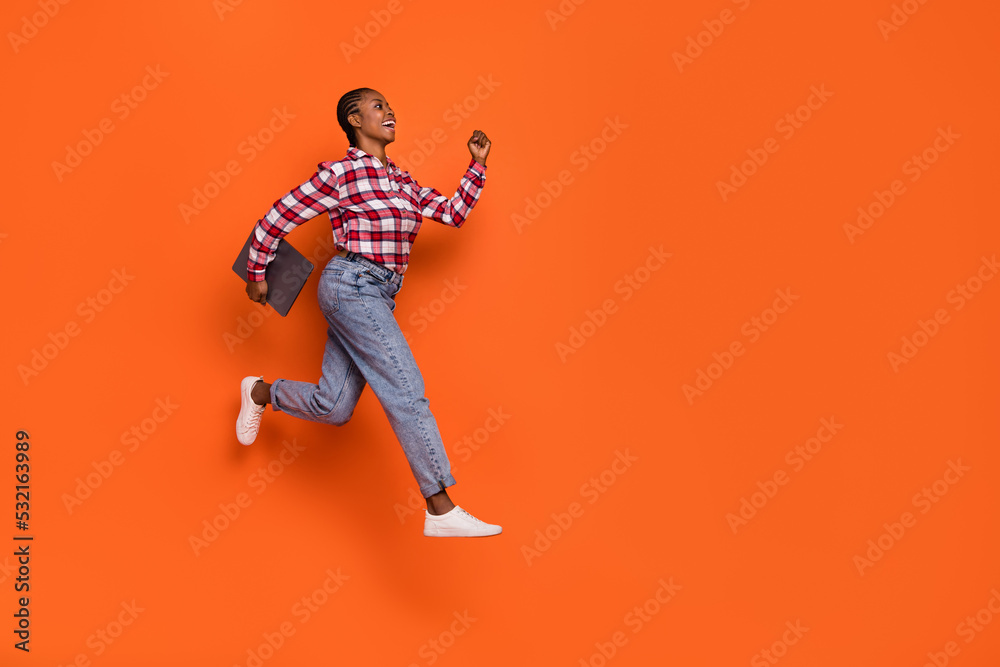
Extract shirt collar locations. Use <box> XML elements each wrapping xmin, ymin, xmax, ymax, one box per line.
<box><xmin>347</xmin><ymin>146</ymin><xmax>395</xmax><ymax>170</ymax></box>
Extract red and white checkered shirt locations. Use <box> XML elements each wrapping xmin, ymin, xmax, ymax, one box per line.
<box><xmin>247</xmin><ymin>146</ymin><xmax>487</xmax><ymax>280</ymax></box>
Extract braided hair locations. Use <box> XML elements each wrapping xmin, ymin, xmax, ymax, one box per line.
<box><xmin>337</xmin><ymin>87</ymin><xmax>374</xmax><ymax>147</ymax></box>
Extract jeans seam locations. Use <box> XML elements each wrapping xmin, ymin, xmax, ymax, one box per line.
<box><xmin>358</xmin><ymin>275</ymin><xmax>444</xmax><ymax>479</ymax></box>
<box><xmin>329</xmin><ymin>360</ymin><xmax>360</xmax><ymax>417</ymax></box>
<box><xmin>320</xmin><ymin>270</ymin><xmax>343</xmax><ymax>316</ymax></box>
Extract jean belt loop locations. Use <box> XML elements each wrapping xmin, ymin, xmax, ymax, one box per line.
<box><xmin>361</xmin><ymin>256</ymin><xmax>388</xmax><ymax>283</ymax></box>
<box><xmin>342</xmin><ymin>250</ymin><xmax>400</xmax><ymax>284</ymax></box>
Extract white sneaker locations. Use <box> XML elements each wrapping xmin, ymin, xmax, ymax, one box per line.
<box><xmin>423</xmin><ymin>506</ymin><xmax>502</xmax><ymax>537</ymax></box>
<box><xmin>236</xmin><ymin>376</ymin><xmax>266</xmax><ymax>445</ymax></box>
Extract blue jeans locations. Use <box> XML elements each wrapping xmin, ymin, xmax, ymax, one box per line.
<box><xmin>269</xmin><ymin>252</ymin><xmax>456</xmax><ymax>498</ymax></box>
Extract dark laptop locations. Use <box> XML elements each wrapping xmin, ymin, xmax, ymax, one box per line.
<box><xmin>232</xmin><ymin>230</ymin><xmax>314</xmax><ymax>316</ymax></box>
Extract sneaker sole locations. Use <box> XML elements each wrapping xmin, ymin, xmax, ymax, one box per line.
<box><xmin>423</xmin><ymin>525</ymin><xmax>503</xmax><ymax>538</ymax></box>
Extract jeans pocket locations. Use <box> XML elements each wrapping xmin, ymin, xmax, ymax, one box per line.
<box><xmin>318</xmin><ymin>270</ymin><xmax>344</xmax><ymax>316</ymax></box>
<box><xmin>360</xmin><ymin>265</ymin><xmax>388</xmax><ymax>284</ymax></box>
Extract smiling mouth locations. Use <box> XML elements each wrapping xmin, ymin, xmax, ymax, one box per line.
<box><xmin>381</xmin><ymin>120</ymin><xmax>396</xmax><ymax>132</ymax></box>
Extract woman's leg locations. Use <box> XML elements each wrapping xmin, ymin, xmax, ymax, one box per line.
<box><xmin>329</xmin><ymin>265</ymin><xmax>458</xmax><ymax>499</ymax></box>
<box><xmin>267</xmin><ymin>325</ymin><xmax>368</xmax><ymax>425</ymax></box>
<box><xmin>250</xmin><ymin>256</ymin><xmax>499</xmax><ymax>535</ymax></box>
<box><xmin>266</xmin><ymin>266</ymin><xmax>368</xmax><ymax>425</ymax></box>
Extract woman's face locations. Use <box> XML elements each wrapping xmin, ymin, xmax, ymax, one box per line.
<box><xmin>351</xmin><ymin>90</ymin><xmax>396</xmax><ymax>146</ymax></box>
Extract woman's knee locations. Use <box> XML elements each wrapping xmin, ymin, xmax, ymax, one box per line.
<box><xmin>305</xmin><ymin>391</ymin><xmax>347</xmax><ymax>425</ymax></box>
<box><xmin>319</xmin><ymin>392</ymin><xmax>360</xmax><ymax>425</ymax></box>
<box><xmin>325</xmin><ymin>406</ymin><xmax>355</xmax><ymax>426</ymax></box>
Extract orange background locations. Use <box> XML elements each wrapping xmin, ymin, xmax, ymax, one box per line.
<box><xmin>3</xmin><ymin>0</ymin><xmax>999</xmax><ymax>665</ymax></box>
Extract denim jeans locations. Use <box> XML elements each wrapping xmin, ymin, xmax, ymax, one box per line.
<box><xmin>269</xmin><ymin>252</ymin><xmax>456</xmax><ymax>498</ymax></box>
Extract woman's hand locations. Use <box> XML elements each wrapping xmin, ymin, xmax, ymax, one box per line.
<box><xmin>468</xmin><ymin>130</ymin><xmax>491</xmax><ymax>165</ymax></box>
<box><xmin>246</xmin><ymin>279</ymin><xmax>268</xmax><ymax>304</ymax></box>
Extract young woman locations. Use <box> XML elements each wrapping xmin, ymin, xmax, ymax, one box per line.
<box><xmin>235</xmin><ymin>87</ymin><xmax>500</xmax><ymax>538</ymax></box>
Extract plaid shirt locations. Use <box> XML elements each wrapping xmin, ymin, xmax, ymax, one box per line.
<box><xmin>247</xmin><ymin>146</ymin><xmax>487</xmax><ymax>280</ymax></box>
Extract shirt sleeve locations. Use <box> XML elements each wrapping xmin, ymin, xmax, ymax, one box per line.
<box><xmin>398</xmin><ymin>158</ymin><xmax>486</xmax><ymax>228</ymax></box>
<box><xmin>247</xmin><ymin>166</ymin><xmax>341</xmax><ymax>282</ymax></box>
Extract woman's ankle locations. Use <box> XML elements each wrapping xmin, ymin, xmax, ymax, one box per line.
<box><xmin>251</xmin><ymin>380</ymin><xmax>271</xmax><ymax>405</ymax></box>
<box><xmin>425</xmin><ymin>490</ymin><xmax>455</xmax><ymax>515</ymax></box>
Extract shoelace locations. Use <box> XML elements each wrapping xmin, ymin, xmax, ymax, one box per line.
<box><xmin>457</xmin><ymin>508</ymin><xmax>485</xmax><ymax>523</ymax></box>
<box><xmin>246</xmin><ymin>404</ymin><xmax>264</xmax><ymax>428</ymax></box>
